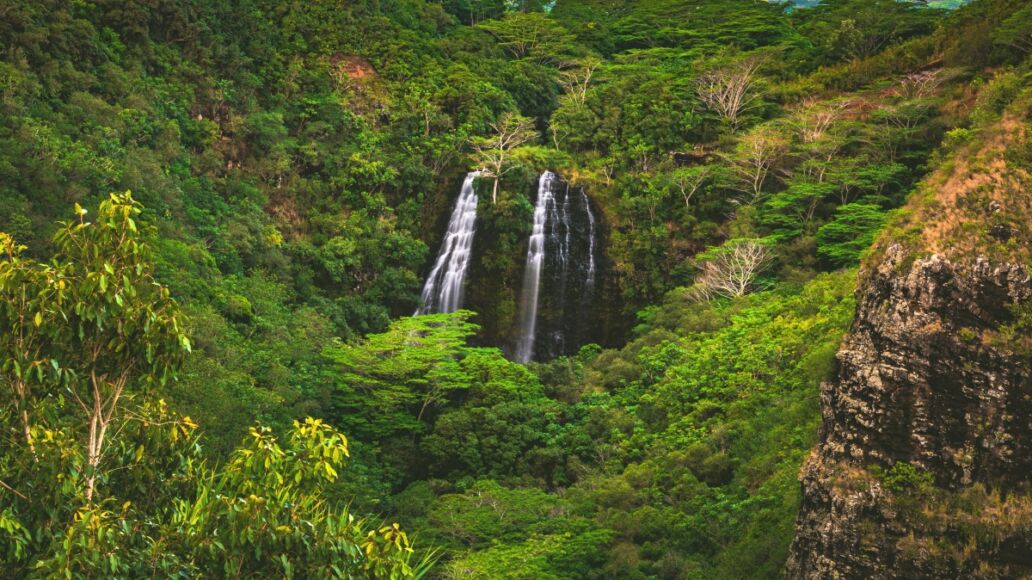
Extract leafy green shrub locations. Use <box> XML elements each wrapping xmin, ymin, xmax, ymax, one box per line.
<box><xmin>816</xmin><ymin>203</ymin><xmax>890</xmax><ymax>267</ymax></box>
<box><xmin>941</xmin><ymin>127</ymin><xmax>975</xmax><ymax>150</ymax></box>
<box><xmin>223</xmin><ymin>293</ymin><xmax>254</xmax><ymax>321</ymax></box>
<box><xmin>881</xmin><ymin>461</ymin><xmax>936</xmax><ymax>494</ymax></box>
<box><xmin>971</xmin><ymin>70</ymin><xmax>1023</xmax><ymax>124</ymax></box>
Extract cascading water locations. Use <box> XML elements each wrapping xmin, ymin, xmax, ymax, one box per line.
<box><xmin>582</xmin><ymin>189</ymin><xmax>597</xmax><ymax>291</ymax></box>
<box><xmin>513</xmin><ymin>171</ymin><xmax>602</xmax><ymax>363</ymax></box>
<box><xmin>514</xmin><ymin>171</ymin><xmax>556</xmax><ymax>363</ymax></box>
<box><xmin>560</xmin><ymin>184</ymin><xmax>572</xmax><ymax>274</ymax></box>
<box><xmin>416</xmin><ymin>171</ymin><xmax>480</xmax><ymax>315</ymax></box>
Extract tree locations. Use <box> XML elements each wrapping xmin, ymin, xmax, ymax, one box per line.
<box><xmin>0</xmin><ymin>197</ymin><xmax>431</xmax><ymax>576</ymax></box>
<box><xmin>796</xmin><ymin>0</ymin><xmax>943</xmax><ymax>64</ymax></box>
<box><xmin>5</xmin><ymin>403</ymin><xmax>432</xmax><ymax>576</ymax></box>
<box><xmin>326</xmin><ymin>311</ymin><xmax>479</xmax><ymax>439</ymax></box>
<box><xmin>419</xmin><ymin>349</ymin><xmax>558</xmax><ymax>480</ymax></box>
<box><xmin>548</xmin><ymin>57</ymin><xmax>602</xmax><ymax>149</ymax></box>
<box><xmin>725</xmin><ymin>123</ymin><xmax>790</xmax><ymax>203</ymax></box>
<box><xmin>469</xmin><ymin>113</ymin><xmax>539</xmax><ymax>203</ymax></box>
<box><xmin>816</xmin><ymin>202</ymin><xmax>889</xmax><ymax>267</ymax></box>
<box><xmin>792</xmin><ymin>107</ymin><xmax>859</xmax><ymax>193</ymax></box>
<box><xmin>897</xmin><ymin>70</ymin><xmax>944</xmax><ymax>100</ymax></box>
<box><xmin>831</xmin><ymin>159</ymin><xmax>907</xmax><ymax>205</ymax></box>
<box><xmin>1</xmin><ymin>193</ymin><xmax>189</xmax><ymax>503</ymax></box>
<box><xmin>695</xmin><ymin>56</ymin><xmax>764</xmax><ymax>132</ymax></box>
<box><xmin>442</xmin><ymin>0</ymin><xmax>507</xmax><ymax>25</ymax></box>
<box><xmin>761</xmin><ymin>181</ymin><xmax>836</xmax><ymax>241</ymax></box>
<box><xmin>796</xmin><ymin>99</ymin><xmax>849</xmax><ymax>145</ymax></box>
<box><xmin>56</xmin><ymin>194</ymin><xmax>190</xmax><ymax>503</ymax></box>
<box><xmin>873</xmin><ymin>98</ymin><xmax>935</xmax><ymax>161</ymax></box>
<box><xmin>691</xmin><ymin>239</ymin><xmax>772</xmax><ymax>300</ymax></box>
<box><xmin>667</xmin><ymin>165</ymin><xmax>714</xmax><ymax>209</ymax></box>
<box><xmin>477</xmin><ymin>12</ymin><xmax>578</xmax><ymax>63</ymax></box>
<box><xmin>994</xmin><ymin>4</ymin><xmax>1032</xmax><ymax>56</ymax></box>
<box><xmin>558</xmin><ymin>57</ymin><xmax>602</xmax><ymax>106</ymax></box>
<box><xmin>176</xmin><ymin>418</ymin><xmax>434</xmax><ymax>578</ymax></box>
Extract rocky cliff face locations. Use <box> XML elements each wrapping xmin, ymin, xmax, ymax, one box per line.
<box><xmin>787</xmin><ymin>111</ymin><xmax>1032</xmax><ymax>578</ymax></box>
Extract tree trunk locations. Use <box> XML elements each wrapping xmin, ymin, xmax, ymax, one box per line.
<box><xmin>22</xmin><ymin>409</ymin><xmax>36</xmax><ymax>460</ymax></box>
<box><xmin>86</xmin><ymin>406</ymin><xmax>100</xmax><ymax>503</ymax></box>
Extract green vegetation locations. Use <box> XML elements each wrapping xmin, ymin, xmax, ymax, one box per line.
<box><xmin>0</xmin><ymin>197</ymin><xmax>423</xmax><ymax>576</ymax></box>
<box><xmin>312</xmin><ymin>270</ymin><xmax>856</xmax><ymax>578</ymax></box>
<box><xmin>0</xmin><ymin>0</ymin><xmax>1028</xmax><ymax>577</ymax></box>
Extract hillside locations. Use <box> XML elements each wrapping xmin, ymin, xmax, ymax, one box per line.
<box><xmin>0</xmin><ymin>0</ymin><xmax>1029</xmax><ymax>577</ymax></box>
<box><xmin>789</xmin><ymin>77</ymin><xmax>1032</xmax><ymax>578</ymax></box>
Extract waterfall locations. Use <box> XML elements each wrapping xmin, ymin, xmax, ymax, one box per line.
<box><xmin>416</xmin><ymin>171</ymin><xmax>480</xmax><ymax>315</ymax></box>
<box><xmin>582</xmin><ymin>189</ymin><xmax>597</xmax><ymax>290</ymax></box>
<box><xmin>514</xmin><ymin>171</ymin><xmax>556</xmax><ymax>363</ymax></box>
<box><xmin>513</xmin><ymin>171</ymin><xmax>603</xmax><ymax>363</ymax></box>
<box><xmin>560</xmin><ymin>184</ymin><xmax>572</xmax><ymax>274</ymax></box>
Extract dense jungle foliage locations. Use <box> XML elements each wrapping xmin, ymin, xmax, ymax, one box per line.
<box><xmin>1</xmin><ymin>0</ymin><xmax>1029</xmax><ymax>576</ymax></box>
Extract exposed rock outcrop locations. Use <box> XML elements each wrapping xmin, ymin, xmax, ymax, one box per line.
<box><xmin>787</xmin><ymin>248</ymin><xmax>1032</xmax><ymax>578</ymax></box>
<box><xmin>787</xmin><ymin>108</ymin><xmax>1032</xmax><ymax>578</ymax></box>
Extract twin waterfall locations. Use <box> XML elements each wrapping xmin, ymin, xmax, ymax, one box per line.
<box><xmin>513</xmin><ymin>171</ymin><xmax>557</xmax><ymax>363</ymax></box>
<box><xmin>416</xmin><ymin>171</ymin><xmax>480</xmax><ymax>315</ymax></box>
<box><xmin>417</xmin><ymin>170</ymin><xmax>601</xmax><ymax>363</ymax></box>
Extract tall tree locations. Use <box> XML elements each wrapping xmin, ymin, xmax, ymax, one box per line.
<box><xmin>558</xmin><ymin>56</ymin><xmax>602</xmax><ymax>105</ymax></box>
<box><xmin>469</xmin><ymin>113</ymin><xmax>539</xmax><ymax>203</ymax></box>
<box><xmin>691</xmin><ymin>238</ymin><xmax>772</xmax><ymax>300</ymax></box>
<box><xmin>725</xmin><ymin>122</ymin><xmax>790</xmax><ymax>203</ymax></box>
<box><xmin>0</xmin><ymin>193</ymin><xmax>190</xmax><ymax>503</ymax></box>
<box><xmin>695</xmin><ymin>55</ymin><xmax>764</xmax><ymax>132</ymax></box>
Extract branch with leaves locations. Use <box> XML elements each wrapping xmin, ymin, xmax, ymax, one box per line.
<box><xmin>469</xmin><ymin>113</ymin><xmax>539</xmax><ymax>203</ymax></box>
<box><xmin>0</xmin><ymin>193</ymin><xmax>190</xmax><ymax>504</ymax></box>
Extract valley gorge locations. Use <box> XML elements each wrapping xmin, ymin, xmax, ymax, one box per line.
<box><xmin>0</xmin><ymin>0</ymin><xmax>1028</xmax><ymax>577</ymax></box>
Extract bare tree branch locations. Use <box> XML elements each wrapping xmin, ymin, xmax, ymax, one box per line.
<box><xmin>0</xmin><ymin>478</ymin><xmax>27</xmax><ymax>500</ymax></box>
<box><xmin>469</xmin><ymin>112</ymin><xmax>538</xmax><ymax>203</ymax></box>
<box><xmin>692</xmin><ymin>239</ymin><xmax>772</xmax><ymax>301</ymax></box>
<box><xmin>558</xmin><ymin>57</ymin><xmax>601</xmax><ymax>106</ymax></box>
<box><xmin>696</xmin><ymin>56</ymin><xmax>764</xmax><ymax>132</ymax></box>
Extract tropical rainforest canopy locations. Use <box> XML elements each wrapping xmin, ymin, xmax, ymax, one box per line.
<box><xmin>1</xmin><ymin>0</ymin><xmax>1029</xmax><ymax>577</ymax></box>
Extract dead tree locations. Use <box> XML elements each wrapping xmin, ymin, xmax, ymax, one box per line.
<box><xmin>692</xmin><ymin>239</ymin><xmax>772</xmax><ymax>300</ymax></box>
<box><xmin>696</xmin><ymin>56</ymin><xmax>764</xmax><ymax>132</ymax></box>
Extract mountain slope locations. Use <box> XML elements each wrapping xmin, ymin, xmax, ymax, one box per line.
<box><xmin>787</xmin><ymin>75</ymin><xmax>1032</xmax><ymax>579</ymax></box>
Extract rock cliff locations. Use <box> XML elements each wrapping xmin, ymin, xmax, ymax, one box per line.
<box><xmin>787</xmin><ymin>109</ymin><xmax>1032</xmax><ymax>578</ymax></box>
